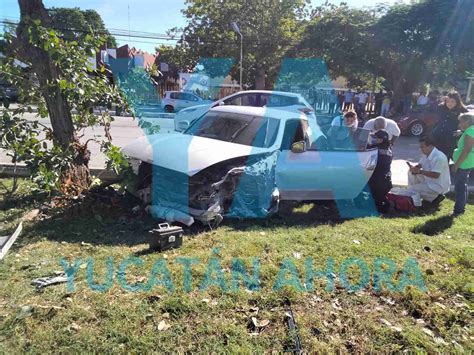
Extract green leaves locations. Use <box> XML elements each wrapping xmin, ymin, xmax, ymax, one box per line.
<box><xmin>0</xmin><ymin>11</ymin><xmax>127</xmax><ymax>193</ymax></box>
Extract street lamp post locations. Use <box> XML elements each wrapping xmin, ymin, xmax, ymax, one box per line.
<box><xmin>466</xmin><ymin>77</ymin><xmax>474</xmax><ymax>104</ymax></box>
<box><xmin>230</xmin><ymin>22</ymin><xmax>243</xmax><ymax>90</ymax></box>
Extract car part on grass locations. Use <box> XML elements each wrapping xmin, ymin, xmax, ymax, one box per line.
<box><xmin>147</xmin><ymin>223</ymin><xmax>183</xmax><ymax>251</ymax></box>
<box><xmin>31</xmin><ymin>274</ymin><xmax>68</xmax><ymax>290</ymax></box>
<box><xmin>0</xmin><ymin>222</ymin><xmax>22</xmax><ymax>260</ymax></box>
<box><xmin>283</xmin><ymin>298</ymin><xmax>303</xmax><ymax>354</ymax></box>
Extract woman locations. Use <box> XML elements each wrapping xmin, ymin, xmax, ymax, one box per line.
<box><xmin>431</xmin><ymin>91</ymin><xmax>468</xmax><ymax>161</ymax></box>
<box><xmin>452</xmin><ymin>113</ymin><xmax>474</xmax><ymax>216</ymax></box>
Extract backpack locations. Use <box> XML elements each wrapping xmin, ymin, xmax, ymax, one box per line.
<box><xmin>386</xmin><ymin>193</ymin><xmax>416</xmax><ymax>213</ymax></box>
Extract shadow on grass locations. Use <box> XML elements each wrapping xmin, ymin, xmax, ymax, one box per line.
<box><xmin>214</xmin><ymin>201</ymin><xmax>347</xmax><ymax>234</ymax></box>
<box><xmin>17</xmin><ymin>188</ymin><xmax>159</xmax><ymax>247</ymax></box>
<box><xmin>411</xmin><ymin>214</ymin><xmax>454</xmax><ymax>236</ymax></box>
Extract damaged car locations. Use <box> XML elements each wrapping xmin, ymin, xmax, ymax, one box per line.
<box><xmin>122</xmin><ymin>105</ymin><xmax>378</xmax><ymax>226</ymax></box>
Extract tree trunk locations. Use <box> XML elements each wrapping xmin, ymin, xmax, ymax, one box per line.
<box><xmin>16</xmin><ymin>0</ymin><xmax>90</xmax><ymax>193</ymax></box>
<box><xmin>255</xmin><ymin>68</ymin><xmax>266</xmax><ymax>90</ymax></box>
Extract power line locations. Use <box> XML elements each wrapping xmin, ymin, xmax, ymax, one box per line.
<box><xmin>0</xmin><ymin>19</ymin><xmax>297</xmax><ymax>47</ymax></box>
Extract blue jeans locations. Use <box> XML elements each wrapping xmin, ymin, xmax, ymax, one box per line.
<box><xmin>454</xmin><ymin>168</ymin><xmax>472</xmax><ymax>214</ymax></box>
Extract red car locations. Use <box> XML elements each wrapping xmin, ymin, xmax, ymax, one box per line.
<box><xmin>396</xmin><ymin>108</ymin><xmax>440</xmax><ymax>137</ymax></box>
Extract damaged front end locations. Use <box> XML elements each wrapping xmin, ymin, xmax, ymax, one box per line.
<box><xmin>133</xmin><ymin>152</ymin><xmax>280</xmax><ymax>227</ymax></box>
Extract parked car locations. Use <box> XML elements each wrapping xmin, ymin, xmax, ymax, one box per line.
<box><xmin>174</xmin><ymin>90</ymin><xmax>316</xmax><ymax>132</ymax></box>
<box><xmin>161</xmin><ymin>91</ymin><xmax>213</xmax><ymax>113</ymax></box>
<box><xmin>122</xmin><ymin>105</ymin><xmax>377</xmax><ymax>226</ymax></box>
<box><xmin>396</xmin><ymin>108</ymin><xmax>440</xmax><ymax>136</ymax></box>
<box><xmin>0</xmin><ymin>86</ymin><xmax>19</xmax><ymax>102</ymax></box>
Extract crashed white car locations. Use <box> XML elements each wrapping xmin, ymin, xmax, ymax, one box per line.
<box><xmin>122</xmin><ymin>105</ymin><xmax>377</xmax><ymax>226</ymax></box>
<box><xmin>174</xmin><ymin>90</ymin><xmax>316</xmax><ymax>132</ymax></box>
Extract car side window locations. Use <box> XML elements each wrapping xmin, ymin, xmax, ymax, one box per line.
<box><xmin>180</xmin><ymin>93</ymin><xmax>193</xmax><ymax>101</ymax></box>
<box><xmin>223</xmin><ymin>94</ymin><xmax>260</xmax><ymax>107</ymax></box>
<box><xmin>170</xmin><ymin>92</ymin><xmax>180</xmax><ymax>100</ymax></box>
<box><xmin>263</xmin><ymin>94</ymin><xmax>298</xmax><ymax>107</ymax></box>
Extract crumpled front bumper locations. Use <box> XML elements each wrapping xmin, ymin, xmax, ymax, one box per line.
<box><xmin>139</xmin><ymin>152</ymin><xmax>280</xmax><ymax>226</ymax></box>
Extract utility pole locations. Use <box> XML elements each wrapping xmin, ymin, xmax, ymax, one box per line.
<box><xmin>230</xmin><ymin>22</ymin><xmax>243</xmax><ymax>90</ymax></box>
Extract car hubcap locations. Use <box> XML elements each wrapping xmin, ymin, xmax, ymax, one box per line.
<box><xmin>411</xmin><ymin>123</ymin><xmax>423</xmax><ymax>136</ymax></box>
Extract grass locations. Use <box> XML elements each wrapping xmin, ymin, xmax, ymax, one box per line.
<box><xmin>0</xmin><ymin>179</ymin><xmax>473</xmax><ymax>353</ymax></box>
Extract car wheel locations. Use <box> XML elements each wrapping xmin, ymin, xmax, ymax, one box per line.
<box><xmin>165</xmin><ymin>105</ymin><xmax>174</xmax><ymax>113</ymax></box>
<box><xmin>409</xmin><ymin>121</ymin><xmax>425</xmax><ymax>136</ymax></box>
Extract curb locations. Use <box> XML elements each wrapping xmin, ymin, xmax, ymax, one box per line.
<box><xmin>0</xmin><ymin>163</ymin><xmax>118</xmax><ymax>182</ymax></box>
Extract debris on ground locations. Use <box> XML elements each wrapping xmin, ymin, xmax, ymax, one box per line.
<box><xmin>31</xmin><ymin>274</ymin><xmax>68</xmax><ymax>290</ymax></box>
<box><xmin>157</xmin><ymin>320</ymin><xmax>171</xmax><ymax>331</ymax></box>
<box><xmin>0</xmin><ymin>221</ymin><xmax>23</xmax><ymax>260</ymax></box>
<box><xmin>283</xmin><ymin>298</ymin><xmax>303</xmax><ymax>353</ymax></box>
<box><xmin>22</xmin><ymin>209</ymin><xmax>40</xmax><ymax>222</ymax></box>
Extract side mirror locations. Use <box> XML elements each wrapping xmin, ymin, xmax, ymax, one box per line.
<box><xmin>291</xmin><ymin>141</ymin><xmax>306</xmax><ymax>154</ymax></box>
<box><xmin>177</xmin><ymin>121</ymin><xmax>190</xmax><ymax>131</ymax></box>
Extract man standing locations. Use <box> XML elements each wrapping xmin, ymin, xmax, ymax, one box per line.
<box><xmin>374</xmin><ymin>90</ymin><xmax>384</xmax><ymax>116</ymax></box>
<box><xmin>344</xmin><ymin>89</ymin><xmax>353</xmax><ymax>111</ymax></box>
<box><xmin>405</xmin><ymin>136</ymin><xmax>451</xmax><ymax>204</ymax></box>
<box><xmin>356</xmin><ymin>90</ymin><xmax>369</xmax><ymax>114</ymax></box>
<box><xmin>363</xmin><ymin>116</ymin><xmax>401</xmax><ymax>144</ymax></box>
<box><xmin>329</xmin><ymin>90</ymin><xmax>338</xmax><ymax>115</ymax></box>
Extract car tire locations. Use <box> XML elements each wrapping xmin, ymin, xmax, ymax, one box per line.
<box><xmin>409</xmin><ymin>121</ymin><xmax>425</xmax><ymax>136</ymax></box>
<box><xmin>165</xmin><ymin>105</ymin><xmax>174</xmax><ymax>113</ymax></box>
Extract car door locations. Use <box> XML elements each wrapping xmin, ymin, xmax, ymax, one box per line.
<box><xmin>275</xmin><ymin>120</ymin><xmax>378</xmax><ymax>201</ymax></box>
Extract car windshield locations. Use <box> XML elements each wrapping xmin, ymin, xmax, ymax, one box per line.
<box><xmin>184</xmin><ymin>111</ymin><xmax>280</xmax><ymax>148</ymax></box>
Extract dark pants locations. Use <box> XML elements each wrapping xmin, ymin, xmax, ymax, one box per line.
<box><xmin>368</xmin><ymin>154</ymin><xmax>393</xmax><ymax>212</ymax></box>
<box><xmin>329</xmin><ymin>102</ymin><xmax>336</xmax><ymax>115</ymax></box>
<box><xmin>375</xmin><ymin>101</ymin><xmax>382</xmax><ymax>116</ymax></box>
<box><xmin>454</xmin><ymin>168</ymin><xmax>472</xmax><ymax>215</ymax></box>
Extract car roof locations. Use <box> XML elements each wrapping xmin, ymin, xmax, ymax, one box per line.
<box><xmin>209</xmin><ymin>105</ymin><xmax>306</xmax><ymax>120</ymax></box>
<box><xmin>227</xmin><ymin>90</ymin><xmax>303</xmax><ymax>98</ymax></box>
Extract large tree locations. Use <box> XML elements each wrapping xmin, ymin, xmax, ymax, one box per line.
<box><xmin>296</xmin><ymin>0</ymin><xmax>474</xmax><ymax>97</ymax></box>
<box><xmin>48</xmin><ymin>7</ymin><xmax>117</xmax><ymax>48</ymax></box>
<box><xmin>369</xmin><ymin>0</ymin><xmax>474</xmax><ymax>97</ymax></box>
<box><xmin>166</xmin><ymin>0</ymin><xmax>309</xmax><ymax>89</ymax></box>
<box><xmin>295</xmin><ymin>3</ymin><xmax>379</xmax><ymax>88</ymax></box>
<box><xmin>0</xmin><ymin>0</ymin><xmax>126</xmax><ymax>193</ymax></box>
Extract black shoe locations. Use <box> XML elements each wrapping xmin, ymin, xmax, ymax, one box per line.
<box><xmin>431</xmin><ymin>194</ymin><xmax>446</xmax><ymax>206</ymax></box>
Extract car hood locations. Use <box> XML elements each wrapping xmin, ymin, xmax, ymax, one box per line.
<box><xmin>122</xmin><ymin>133</ymin><xmax>274</xmax><ymax>176</ymax></box>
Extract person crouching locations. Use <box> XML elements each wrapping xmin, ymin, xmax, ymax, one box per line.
<box><xmin>406</xmin><ymin>136</ymin><xmax>451</xmax><ymax>205</ymax></box>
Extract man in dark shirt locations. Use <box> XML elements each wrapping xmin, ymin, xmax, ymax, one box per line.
<box><xmin>367</xmin><ymin>117</ymin><xmax>393</xmax><ymax>212</ymax></box>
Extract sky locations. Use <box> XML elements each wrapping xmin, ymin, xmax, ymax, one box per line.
<box><xmin>1</xmin><ymin>0</ymin><xmax>404</xmax><ymax>53</ymax></box>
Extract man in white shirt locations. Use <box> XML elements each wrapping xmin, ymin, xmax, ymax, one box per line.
<box><xmin>356</xmin><ymin>91</ymin><xmax>369</xmax><ymax>113</ymax></box>
<box><xmin>404</xmin><ymin>136</ymin><xmax>451</xmax><ymax>203</ymax></box>
<box><xmin>363</xmin><ymin>116</ymin><xmax>401</xmax><ymax>144</ymax></box>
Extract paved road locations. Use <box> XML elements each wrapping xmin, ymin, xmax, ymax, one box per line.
<box><xmin>0</xmin><ymin>111</ymin><xmax>175</xmax><ymax>168</ymax></box>
<box><xmin>0</xmin><ymin>111</ymin><xmax>439</xmax><ymax>187</ymax></box>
